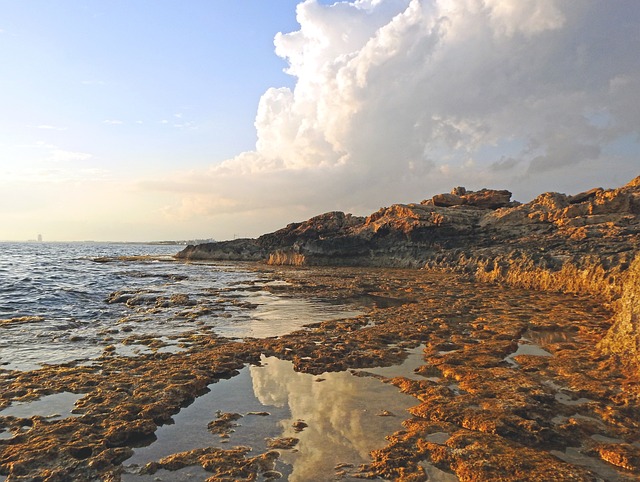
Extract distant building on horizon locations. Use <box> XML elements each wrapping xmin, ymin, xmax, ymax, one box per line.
<box><xmin>37</xmin><ymin>234</ymin><xmax>43</xmax><ymax>242</ymax></box>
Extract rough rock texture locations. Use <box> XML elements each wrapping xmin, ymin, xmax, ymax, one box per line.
<box><xmin>2</xmin><ymin>180</ymin><xmax>639</xmax><ymax>481</ymax></box>
<box><xmin>177</xmin><ymin>177</ymin><xmax>639</xmax><ymax>275</ymax></box>
<box><xmin>599</xmin><ymin>255</ymin><xmax>640</xmax><ymax>369</ymax></box>
<box><xmin>2</xmin><ymin>265</ymin><xmax>639</xmax><ymax>481</ymax></box>
<box><xmin>176</xmin><ymin>176</ymin><xmax>640</xmax><ymax>372</ymax></box>
<box><xmin>428</xmin><ymin>187</ymin><xmax>516</xmax><ymax>209</ymax></box>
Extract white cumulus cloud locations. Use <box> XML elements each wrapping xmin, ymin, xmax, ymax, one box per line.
<box><xmin>152</xmin><ymin>0</ymin><xmax>640</xmax><ymax>235</ymax></box>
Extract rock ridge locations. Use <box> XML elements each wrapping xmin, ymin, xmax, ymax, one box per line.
<box><xmin>177</xmin><ymin>176</ymin><xmax>639</xmax><ymax>279</ymax></box>
<box><xmin>177</xmin><ymin>176</ymin><xmax>640</xmax><ymax>371</ymax></box>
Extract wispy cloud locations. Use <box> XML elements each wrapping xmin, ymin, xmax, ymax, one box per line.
<box><xmin>103</xmin><ymin>119</ymin><xmax>123</xmax><ymax>125</ymax></box>
<box><xmin>36</xmin><ymin>124</ymin><xmax>67</xmax><ymax>131</ymax></box>
<box><xmin>490</xmin><ymin>157</ymin><xmax>520</xmax><ymax>172</ymax></box>
<box><xmin>28</xmin><ymin>141</ymin><xmax>93</xmax><ymax>163</ymax></box>
<box><xmin>3</xmin><ymin>166</ymin><xmax>108</xmax><ymax>183</ymax></box>
<box><xmin>158</xmin><ymin>117</ymin><xmax>195</xmax><ymax>129</ymax></box>
<box><xmin>173</xmin><ymin>121</ymin><xmax>196</xmax><ymax>130</ymax></box>
<box><xmin>50</xmin><ymin>149</ymin><xmax>92</xmax><ymax>162</ymax></box>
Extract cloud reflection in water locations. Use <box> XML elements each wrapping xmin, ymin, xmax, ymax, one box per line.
<box><xmin>251</xmin><ymin>356</ymin><xmax>417</xmax><ymax>481</ymax></box>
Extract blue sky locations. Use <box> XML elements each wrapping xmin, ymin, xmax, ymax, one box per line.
<box><xmin>1</xmin><ymin>1</ymin><xmax>299</xmax><ymax>171</ymax></box>
<box><xmin>1</xmin><ymin>0</ymin><xmax>639</xmax><ymax>242</ymax></box>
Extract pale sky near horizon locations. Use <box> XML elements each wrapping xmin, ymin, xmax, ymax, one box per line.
<box><xmin>1</xmin><ymin>0</ymin><xmax>639</xmax><ymax>242</ymax></box>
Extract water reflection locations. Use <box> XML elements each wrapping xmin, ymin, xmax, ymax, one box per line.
<box><xmin>0</xmin><ymin>392</ymin><xmax>82</xmax><ymax>420</ymax></box>
<box><xmin>524</xmin><ymin>329</ymin><xmax>572</xmax><ymax>345</ymax></box>
<box><xmin>125</xmin><ymin>367</ymin><xmax>289</xmax><ymax>469</ymax></box>
<box><xmin>420</xmin><ymin>462</ymin><xmax>460</xmax><ymax>482</ymax></box>
<box><xmin>122</xmin><ymin>466</ymin><xmax>211</xmax><ymax>482</ymax></box>
<box><xmin>353</xmin><ymin>344</ymin><xmax>426</xmax><ymax>380</ymax></box>
<box><xmin>251</xmin><ymin>356</ymin><xmax>417</xmax><ymax>481</ymax></box>
<box><xmin>126</xmin><ymin>356</ymin><xmax>417</xmax><ymax>481</ymax></box>
<box><xmin>551</xmin><ymin>447</ymin><xmax>630</xmax><ymax>482</ymax></box>
<box><xmin>504</xmin><ymin>339</ymin><xmax>553</xmax><ymax>367</ymax></box>
<box><xmin>214</xmin><ymin>293</ymin><xmax>362</xmax><ymax>339</ymax></box>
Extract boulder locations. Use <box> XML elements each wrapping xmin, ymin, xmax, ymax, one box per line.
<box><xmin>432</xmin><ymin>188</ymin><xmax>513</xmax><ymax>209</ymax></box>
<box><xmin>568</xmin><ymin>187</ymin><xmax>602</xmax><ymax>204</ymax></box>
<box><xmin>463</xmin><ymin>189</ymin><xmax>513</xmax><ymax>209</ymax></box>
<box><xmin>432</xmin><ymin>193</ymin><xmax>465</xmax><ymax>207</ymax></box>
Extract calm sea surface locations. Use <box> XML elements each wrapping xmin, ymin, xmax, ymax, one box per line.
<box><xmin>0</xmin><ymin>242</ymin><xmax>357</xmax><ymax>371</ymax></box>
<box><xmin>0</xmin><ymin>244</ymin><xmax>449</xmax><ymax>481</ymax></box>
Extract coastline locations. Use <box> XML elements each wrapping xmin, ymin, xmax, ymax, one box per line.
<box><xmin>177</xmin><ymin>176</ymin><xmax>640</xmax><ymax>375</ymax></box>
<box><xmin>1</xmin><ymin>176</ymin><xmax>639</xmax><ymax>481</ymax></box>
<box><xmin>1</xmin><ymin>264</ymin><xmax>639</xmax><ymax>480</ymax></box>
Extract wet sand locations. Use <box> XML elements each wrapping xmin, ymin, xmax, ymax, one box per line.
<box><xmin>1</xmin><ymin>265</ymin><xmax>639</xmax><ymax>481</ymax></box>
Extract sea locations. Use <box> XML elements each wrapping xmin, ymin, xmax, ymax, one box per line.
<box><xmin>0</xmin><ymin>242</ymin><xmax>458</xmax><ymax>481</ymax></box>
<box><xmin>0</xmin><ymin>242</ymin><xmax>358</xmax><ymax>372</ymax></box>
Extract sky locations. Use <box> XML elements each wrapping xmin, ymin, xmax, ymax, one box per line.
<box><xmin>1</xmin><ymin>0</ymin><xmax>639</xmax><ymax>242</ymax></box>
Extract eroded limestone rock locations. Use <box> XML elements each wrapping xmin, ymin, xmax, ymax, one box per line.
<box><xmin>599</xmin><ymin>254</ymin><xmax>640</xmax><ymax>371</ymax></box>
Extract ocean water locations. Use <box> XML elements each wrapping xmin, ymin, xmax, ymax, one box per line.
<box><xmin>0</xmin><ymin>242</ymin><xmax>358</xmax><ymax>371</ymax></box>
<box><xmin>0</xmin><ymin>243</ymin><xmax>454</xmax><ymax>480</ymax></box>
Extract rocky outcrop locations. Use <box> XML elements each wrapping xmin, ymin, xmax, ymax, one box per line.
<box><xmin>176</xmin><ymin>238</ymin><xmax>263</xmax><ymax>261</ymax></box>
<box><xmin>176</xmin><ymin>176</ymin><xmax>640</xmax><ymax>371</ymax></box>
<box><xmin>599</xmin><ymin>254</ymin><xmax>640</xmax><ymax>371</ymax></box>
<box><xmin>177</xmin><ymin>176</ymin><xmax>639</xmax><ymax>277</ymax></box>
<box><xmin>427</xmin><ymin>186</ymin><xmax>517</xmax><ymax>209</ymax></box>
<box><xmin>178</xmin><ymin>212</ymin><xmax>367</xmax><ymax>264</ymax></box>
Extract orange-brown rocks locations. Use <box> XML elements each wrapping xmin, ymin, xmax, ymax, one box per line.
<box><xmin>8</xmin><ymin>196</ymin><xmax>638</xmax><ymax>482</ymax></box>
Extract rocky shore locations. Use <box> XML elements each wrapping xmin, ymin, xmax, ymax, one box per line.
<box><xmin>178</xmin><ymin>176</ymin><xmax>640</xmax><ymax>374</ymax></box>
<box><xmin>1</xmin><ymin>177</ymin><xmax>639</xmax><ymax>481</ymax></box>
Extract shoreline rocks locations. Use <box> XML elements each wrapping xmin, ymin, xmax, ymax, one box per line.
<box><xmin>1</xmin><ymin>264</ymin><xmax>639</xmax><ymax>480</ymax></box>
<box><xmin>177</xmin><ymin>176</ymin><xmax>640</xmax><ymax>372</ymax></box>
<box><xmin>177</xmin><ymin>177</ymin><xmax>639</xmax><ymax>277</ymax></box>
<box><xmin>1</xmin><ymin>177</ymin><xmax>638</xmax><ymax>481</ymax></box>
<box><xmin>429</xmin><ymin>186</ymin><xmax>516</xmax><ymax>209</ymax></box>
